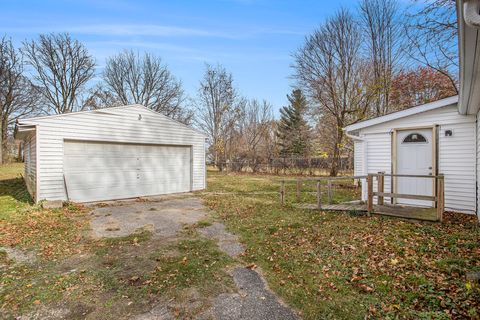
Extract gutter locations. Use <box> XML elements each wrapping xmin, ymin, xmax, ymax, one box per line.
<box><xmin>344</xmin><ymin>129</ymin><xmax>365</xmax><ymax>142</ymax></box>
<box><xmin>458</xmin><ymin>0</ymin><xmax>480</xmax><ymax>115</ymax></box>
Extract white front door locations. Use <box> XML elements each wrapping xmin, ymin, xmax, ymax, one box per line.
<box><xmin>396</xmin><ymin>129</ymin><xmax>433</xmax><ymax>207</ymax></box>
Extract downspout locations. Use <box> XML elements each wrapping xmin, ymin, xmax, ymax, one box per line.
<box><xmin>463</xmin><ymin>0</ymin><xmax>480</xmax><ymax>28</ymax></box>
<box><xmin>344</xmin><ymin>130</ymin><xmax>368</xmax><ymax>201</ymax></box>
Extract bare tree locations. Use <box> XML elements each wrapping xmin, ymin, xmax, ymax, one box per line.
<box><xmin>22</xmin><ymin>33</ymin><xmax>96</xmax><ymax>114</ymax></box>
<box><xmin>405</xmin><ymin>0</ymin><xmax>458</xmax><ymax>91</ymax></box>
<box><xmin>0</xmin><ymin>37</ymin><xmax>40</xmax><ymax>163</ymax></box>
<box><xmin>293</xmin><ymin>9</ymin><xmax>371</xmax><ymax>176</ymax></box>
<box><xmin>103</xmin><ymin>50</ymin><xmax>192</xmax><ymax>123</ymax></box>
<box><xmin>81</xmin><ymin>83</ymin><xmax>121</xmax><ymax>111</ymax></box>
<box><xmin>194</xmin><ymin>63</ymin><xmax>240</xmax><ymax>171</ymax></box>
<box><xmin>360</xmin><ymin>0</ymin><xmax>404</xmax><ymax>116</ymax></box>
<box><xmin>238</xmin><ymin>99</ymin><xmax>273</xmax><ymax>171</ymax></box>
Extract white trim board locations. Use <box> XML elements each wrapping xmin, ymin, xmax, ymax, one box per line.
<box><xmin>344</xmin><ymin>96</ymin><xmax>459</xmax><ymax>132</ymax></box>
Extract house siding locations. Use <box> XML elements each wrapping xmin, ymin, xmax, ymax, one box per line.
<box><xmin>354</xmin><ymin>104</ymin><xmax>476</xmax><ymax>214</ymax></box>
<box><xmin>23</xmin><ymin>106</ymin><xmax>206</xmax><ymax>202</ymax></box>
<box><xmin>353</xmin><ymin>141</ymin><xmax>363</xmax><ymax>176</ymax></box>
<box><xmin>362</xmin><ymin>133</ymin><xmax>392</xmax><ymax>204</ymax></box>
<box><xmin>477</xmin><ymin>109</ymin><xmax>480</xmax><ymax>216</ymax></box>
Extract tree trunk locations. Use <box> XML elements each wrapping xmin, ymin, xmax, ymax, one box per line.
<box><xmin>329</xmin><ymin>125</ymin><xmax>344</xmax><ymax>177</ymax></box>
<box><xmin>18</xmin><ymin>141</ymin><xmax>22</xmax><ymax>162</ymax></box>
<box><xmin>1</xmin><ymin>117</ymin><xmax>8</xmax><ymax>164</ymax></box>
<box><xmin>0</xmin><ymin>121</ymin><xmax>2</xmax><ymax>165</ymax></box>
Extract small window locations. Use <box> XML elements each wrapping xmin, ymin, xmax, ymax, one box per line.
<box><xmin>402</xmin><ymin>133</ymin><xmax>427</xmax><ymax>143</ymax></box>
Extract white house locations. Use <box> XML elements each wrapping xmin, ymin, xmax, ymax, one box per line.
<box><xmin>344</xmin><ymin>96</ymin><xmax>476</xmax><ymax>214</ymax></box>
<box><xmin>344</xmin><ymin>0</ymin><xmax>480</xmax><ymax>219</ymax></box>
<box><xmin>15</xmin><ymin>105</ymin><xmax>207</xmax><ymax>203</ymax></box>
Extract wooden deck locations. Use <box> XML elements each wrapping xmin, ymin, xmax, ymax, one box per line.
<box><xmin>297</xmin><ymin>203</ymin><xmax>439</xmax><ymax>221</ymax></box>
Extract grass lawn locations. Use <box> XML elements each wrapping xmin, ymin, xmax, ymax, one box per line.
<box><xmin>2</xmin><ymin>163</ymin><xmax>479</xmax><ymax>319</ymax></box>
<box><xmin>203</xmin><ymin>171</ymin><xmax>480</xmax><ymax>319</ymax></box>
<box><xmin>0</xmin><ymin>163</ymin><xmax>233</xmax><ymax>319</ymax></box>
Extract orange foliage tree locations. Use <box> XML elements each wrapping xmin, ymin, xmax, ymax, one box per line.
<box><xmin>390</xmin><ymin>67</ymin><xmax>457</xmax><ymax>110</ymax></box>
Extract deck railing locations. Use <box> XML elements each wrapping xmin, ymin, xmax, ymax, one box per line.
<box><xmin>367</xmin><ymin>173</ymin><xmax>444</xmax><ymax>222</ymax></box>
<box><xmin>279</xmin><ymin>173</ymin><xmax>445</xmax><ymax>222</ymax></box>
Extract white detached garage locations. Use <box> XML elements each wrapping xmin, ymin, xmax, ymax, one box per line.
<box><xmin>15</xmin><ymin>105</ymin><xmax>206</xmax><ymax>203</ymax></box>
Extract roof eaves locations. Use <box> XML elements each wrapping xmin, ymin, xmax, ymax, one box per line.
<box><xmin>344</xmin><ymin>96</ymin><xmax>459</xmax><ymax>132</ymax></box>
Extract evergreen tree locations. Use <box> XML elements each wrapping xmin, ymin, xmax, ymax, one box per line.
<box><xmin>276</xmin><ymin>89</ymin><xmax>311</xmax><ymax>157</ymax></box>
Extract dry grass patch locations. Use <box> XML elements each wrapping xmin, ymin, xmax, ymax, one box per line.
<box><xmin>203</xmin><ymin>171</ymin><xmax>480</xmax><ymax>319</ymax></box>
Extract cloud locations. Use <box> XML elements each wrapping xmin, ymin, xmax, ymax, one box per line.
<box><xmin>67</xmin><ymin>24</ymin><xmax>235</xmax><ymax>38</ymax></box>
<box><xmin>3</xmin><ymin>23</ymin><xmax>304</xmax><ymax>39</ymax></box>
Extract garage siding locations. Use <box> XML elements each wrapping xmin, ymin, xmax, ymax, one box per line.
<box><xmin>24</xmin><ymin>106</ymin><xmax>206</xmax><ymax>202</ymax></box>
<box><xmin>357</xmin><ymin>104</ymin><xmax>476</xmax><ymax>214</ymax></box>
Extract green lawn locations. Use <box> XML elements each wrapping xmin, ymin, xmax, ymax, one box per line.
<box><xmin>0</xmin><ymin>163</ymin><xmax>32</xmax><ymax>220</ymax></box>
<box><xmin>203</xmin><ymin>171</ymin><xmax>480</xmax><ymax>319</ymax></box>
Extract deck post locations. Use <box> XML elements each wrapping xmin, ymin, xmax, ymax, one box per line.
<box><xmin>327</xmin><ymin>180</ymin><xmax>333</xmax><ymax>204</ymax></box>
<box><xmin>436</xmin><ymin>175</ymin><xmax>444</xmax><ymax>222</ymax></box>
<box><xmin>280</xmin><ymin>180</ymin><xmax>285</xmax><ymax>206</ymax></box>
<box><xmin>296</xmin><ymin>179</ymin><xmax>301</xmax><ymax>203</ymax></box>
<box><xmin>367</xmin><ymin>174</ymin><xmax>373</xmax><ymax>216</ymax></box>
<box><xmin>377</xmin><ymin>172</ymin><xmax>384</xmax><ymax>206</ymax></box>
<box><xmin>316</xmin><ymin>181</ymin><xmax>322</xmax><ymax>210</ymax></box>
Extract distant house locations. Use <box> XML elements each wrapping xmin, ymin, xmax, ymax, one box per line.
<box><xmin>15</xmin><ymin>105</ymin><xmax>206</xmax><ymax>203</ymax></box>
<box><xmin>344</xmin><ymin>0</ymin><xmax>480</xmax><ymax>219</ymax></box>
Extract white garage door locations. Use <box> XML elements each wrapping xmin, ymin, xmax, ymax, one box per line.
<box><xmin>64</xmin><ymin>141</ymin><xmax>191</xmax><ymax>202</ymax></box>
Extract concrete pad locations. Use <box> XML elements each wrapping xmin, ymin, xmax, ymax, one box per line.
<box><xmin>198</xmin><ymin>223</ymin><xmax>245</xmax><ymax>258</ymax></box>
<box><xmin>89</xmin><ymin>197</ymin><xmax>208</xmax><ymax>239</ymax></box>
<box><xmin>42</xmin><ymin>200</ymin><xmax>63</xmax><ymax>209</ymax></box>
<box><xmin>0</xmin><ymin>247</ymin><xmax>37</xmax><ymax>265</ymax></box>
<box><xmin>133</xmin><ymin>303</ymin><xmax>174</xmax><ymax>320</ymax></box>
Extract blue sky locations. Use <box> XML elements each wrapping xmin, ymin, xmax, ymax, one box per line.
<box><xmin>3</xmin><ymin>0</ymin><xmax>368</xmax><ymax>114</ymax></box>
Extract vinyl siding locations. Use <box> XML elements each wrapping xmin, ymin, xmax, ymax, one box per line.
<box><xmin>477</xmin><ymin>109</ymin><xmax>480</xmax><ymax>217</ymax></box>
<box><xmin>21</xmin><ymin>106</ymin><xmax>206</xmax><ymax>202</ymax></box>
<box><xmin>353</xmin><ymin>141</ymin><xmax>363</xmax><ymax>176</ymax></box>
<box><xmin>362</xmin><ymin>133</ymin><xmax>392</xmax><ymax>204</ymax></box>
<box><xmin>357</xmin><ymin>104</ymin><xmax>476</xmax><ymax>214</ymax></box>
<box><xmin>23</xmin><ymin>132</ymin><xmax>37</xmax><ymax>201</ymax></box>
<box><xmin>438</xmin><ymin>124</ymin><xmax>476</xmax><ymax>213</ymax></box>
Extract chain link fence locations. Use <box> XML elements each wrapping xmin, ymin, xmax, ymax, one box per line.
<box><xmin>211</xmin><ymin>156</ymin><xmax>353</xmax><ymax>176</ymax></box>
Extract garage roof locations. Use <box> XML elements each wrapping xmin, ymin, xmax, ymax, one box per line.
<box><xmin>16</xmin><ymin>104</ymin><xmax>207</xmax><ymax>138</ymax></box>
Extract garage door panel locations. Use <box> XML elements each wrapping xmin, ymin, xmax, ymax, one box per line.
<box><xmin>64</xmin><ymin>141</ymin><xmax>191</xmax><ymax>202</ymax></box>
<box><xmin>65</xmin><ymin>155</ymin><xmax>141</xmax><ymax>171</ymax></box>
<box><xmin>66</xmin><ymin>171</ymin><xmax>140</xmax><ymax>189</ymax></box>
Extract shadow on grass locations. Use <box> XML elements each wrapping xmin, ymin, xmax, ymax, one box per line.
<box><xmin>0</xmin><ymin>177</ymin><xmax>33</xmax><ymax>205</ymax></box>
